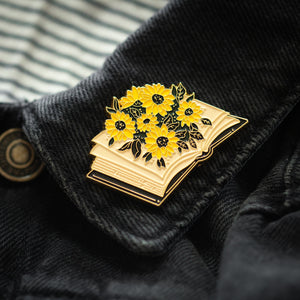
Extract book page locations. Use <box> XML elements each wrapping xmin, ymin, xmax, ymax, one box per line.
<box><xmin>91</xmin><ymin>101</ymin><xmax>241</xmax><ymax>195</ymax></box>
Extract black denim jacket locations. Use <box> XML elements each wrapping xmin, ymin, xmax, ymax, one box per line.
<box><xmin>0</xmin><ymin>0</ymin><xmax>300</xmax><ymax>299</ymax></box>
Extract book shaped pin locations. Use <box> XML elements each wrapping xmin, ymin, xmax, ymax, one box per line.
<box><xmin>87</xmin><ymin>83</ymin><xmax>248</xmax><ymax>206</ymax></box>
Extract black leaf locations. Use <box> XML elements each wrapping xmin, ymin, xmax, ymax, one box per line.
<box><xmin>177</xmin><ymin>140</ymin><xmax>189</xmax><ymax>150</ymax></box>
<box><xmin>190</xmin><ymin>131</ymin><xmax>204</xmax><ymax>140</ymax></box>
<box><xmin>160</xmin><ymin>158</ymin><xmax>166</xmax><ymax>168</ymax></box>
<box><xmin>130</xmin><ymin>108</ymin><xmax>141</xmax><ymax>118</ymax></box>
<box><xmin>189</xmin><ymin>138</ymin><xmax>197</xmax><ymax>148</ymax></box>
<box><xmin>118</xmin><ymin>141</ymin><xmax>132</xmax><ymax>151</ymax></box>
<box><xmin>171</xmin><ymin>84</ymin><xmax>177</xmax><ymax>97</ymax></box>
<box><xmin>178</xmin><ymin>147</ymin><xmax>182</xmax><ymax>153</ymax></box>
<box><xmin>157</xmin><ymin>159</ymin><xmax>161</xmax><ymax>167</ymax></box>
<box><xmin>145</xmin><ymin>152</ymin><xmax>152</xmax><ymax>162</ymax></box>
<box><xmin>163</xmin><ymin>114</ymin><xmax>172</xmax><ymax>126</ymax></box>
<box><xmin>132</xmin><ymin>140</ymin><xmax>142</xmax><ymax>158</ymax></box>
<box><xmin>201</xmin><ymin>118</ymin><xmax>212</xmax><ymax>126</ymax></box>
<box><xmin>175</xmin><ymin>130</ymin><xmax>187</xmax><ymax>139</ymax></box>
<box><xmin>142</xmin><ymin>152</ymin><xmax>150</xmax><ymax>158</ymax></box>
<box><xmin>177</xmin><ymin>82</ymin><xmax>186</xmax><ymax>101</ymax></box>
<box><xmin>186</xmin><ymin>93</ymin><xmax>195</xmax><ymax>102</ymax></box>
<box><xmin>113</xmin><ymin>97</ymin><xmax>119</xmax><ymax>110</ymax></box>
<box><xmin>108</xmin><ymin>137</ymin><xmax>114</xmax><ymax>146</ymax></box>
<box><xmin>167</xmin><ymin>122</ymin><xmax>179</xmax><ymax>131</ymax></box>
<box><xmin>142</xmin><ymin>151</ymin><xmax>153</xmax><ymax>162</ymax></box>
<box><xmin>106</xmin><ymin>107</ymin><xmax>116</xmax><ymax>114</ymax></box>
<box><xmin>190</xmin><ymin>123</ymin><xmax>198</xmax><ymax>131</ymax></box>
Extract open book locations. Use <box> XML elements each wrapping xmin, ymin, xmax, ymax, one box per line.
<box><xmin>87</xmin><ymin>83</ymin><xmax>248</xmax><ymax>206</ymax></box>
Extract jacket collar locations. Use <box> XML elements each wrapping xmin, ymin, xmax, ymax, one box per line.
<box><xmin>21</xmin><ymin>0</ymin><xmax>300</xmax><ymax>255</ymax></box>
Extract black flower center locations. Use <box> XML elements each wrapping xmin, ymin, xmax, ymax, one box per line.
<box><xmin>134</xmin><ymin>100</ymin><xmax>142</xmax><ymax>106</ymax></box>
<box><xmin>152</xmin><ymin>94</ymin><xmax>164</xmax><ymax>105</ymax></box>
<box><xmin>115</xmin><ymin>120</ymin><xmax>126</xmax><ymax>131</ymax></box>
<box><xmin>143</xmin><ymin>118</ymin><xmax>150</xmax><ymax>124</ymax></box>
<box><xmin>185</xmin><ymin>108</ymin><xmax>193</xmax><ymax>116</ymax></box>
<box><xmin>156</xmin><ymin>136</ymin><xmax>169</xmax><ymax>148</ymax></box>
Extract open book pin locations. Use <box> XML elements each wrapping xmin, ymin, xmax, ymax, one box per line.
<box><xmin>87</xmin><ymin>83</ymin><xmax>248</xmax><ymax>206</ymax></box>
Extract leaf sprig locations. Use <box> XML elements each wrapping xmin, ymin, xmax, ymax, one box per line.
<box><xmin>104</xmin><ymin>83</ymin><xmax>213</xmax><ymax>168</ymax></box>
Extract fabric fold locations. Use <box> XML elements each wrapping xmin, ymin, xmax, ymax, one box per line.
<box><xmin>21</xmin><ymin>0</ymin><xmax>300</xmax><ymax>254</ymax></box>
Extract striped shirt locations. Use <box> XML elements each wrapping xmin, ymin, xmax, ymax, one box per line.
<box><xmin>0</xmin><ymin>0</ymin><xmax>167</xmax><ymax>103</ymax></box>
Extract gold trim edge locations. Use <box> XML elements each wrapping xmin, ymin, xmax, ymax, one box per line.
<box><xmin>86</xmin><ymin>115</ymin><xmax>248</xmax><ymax>206</ymax></box>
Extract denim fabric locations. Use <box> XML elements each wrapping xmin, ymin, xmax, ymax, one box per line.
<box><xmin>20</xmin><ymin>0</ymin><xmax>300</xmax><ymax>255</ymax></box>
<box><xmin>0</xmin><ymin>0</ymin><xmax>300</xmax><ymax>299</ymax></box>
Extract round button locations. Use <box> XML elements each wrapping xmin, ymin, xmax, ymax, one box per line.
<box><xmin>0</xmin><ymin>128</ymin><xmax>44</xmax><ymax>182</ymax></box>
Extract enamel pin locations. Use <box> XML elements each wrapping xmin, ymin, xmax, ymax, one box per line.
<box><xmin>87</xmin><ymin>83</ymin><xmax>248</xmax><ymax>206</ymax></box>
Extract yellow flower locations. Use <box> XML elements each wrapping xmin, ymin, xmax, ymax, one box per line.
<box><xmin>142</xmin><ymin>83</ymin><xmax>174</xmax><ymax>116</ymax></box>
<box><xmin>176</xmin><ymin>100</ymin><xmax>203</xmax><ymax>127</ymax></box>
<box><xmin>145</xmin><ymin>124</ymin><xmax>179</xmax><ymax>159</ymax></box>
<box><xmin>119</xmin><ymin>86</ymin><xmax>143</xmax><ymax>109</ymax></box>
<box><xmin>136</xmin><ymin>114</ymin><xmax>158</xmax><ymax>132</ymax></box>
<box><xmin>105</xmin><ymin>111</ymin><xmax>135</xmax><ymax>141</ymax></box>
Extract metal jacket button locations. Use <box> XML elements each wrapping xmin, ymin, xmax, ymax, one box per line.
<box><xmin>0</xmin><ymin>128</ymin><xmax>44</xmax><ymax>182</ymax></box>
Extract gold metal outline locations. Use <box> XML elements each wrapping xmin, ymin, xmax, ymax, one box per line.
<box><xmin>87</xmin><ymin>116</ymin><xmax>248</xmax><ymax>206</ymax></box>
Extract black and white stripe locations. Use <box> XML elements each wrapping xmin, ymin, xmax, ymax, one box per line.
<box><xmin>0</xmin><ymin>0</ymin><xmax>167</xmax><ymax>102</ymax></box>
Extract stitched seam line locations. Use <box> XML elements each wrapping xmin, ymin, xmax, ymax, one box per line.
<box><xmin>283</xmin><ymin>139</ymin><xmax>300</xmax><ymax>207</ymax></box>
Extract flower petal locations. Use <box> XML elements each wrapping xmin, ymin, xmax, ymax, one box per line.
<box><xmin>165</xmin><ymin>126</ymin><xmax>171</xmax><ymax>136</ymax></box>
<box><xmin>168</xmin><ymin>131</ymin><xmax>176</xmax><ymax>138</ymax></box>
<box><xmin>145</xmin><ymin>137</ymin><xmax>156</xmax><ymax>144</ymax></box>
<box><xmin>156</xmin><ymin>148</ymin><xmax>162</xmax><ymax>159</ymax></box>
<box><xmin>123</xmin><ymin>129</ymin><xmax>133</xmax><ymax>138</ymax></box>
<box><xmin>143</xmin><ymin>100</ymin><xmax>152</xmax><ymax>107</ymax></box>
<box><xmin>145</xmin><ymin>84</ymin><xmax>155</xmax><ymax>94</ymax></box>
<box><xmin>111</xmin><ymin>129</ymin><xmax>118</xmax><ymax>136</ymax></box>
<box><xmin>169</xmin><ymin>136</ymin><xmax>179</xmax><ymax>143</ymax></box>
<box><xmin>153</xmin><ymin>105</ymin><xmax>159</xmax><ymax>115</ymax></box>
<box><xmin>111</xmin><ymin>113</ymin><xmax>119</xmax><ymax>122</ymax></box>
<box><xmin>162</xmin><ymin>89</ymin><xmax>171</xmax><ymax>96</ymax></box>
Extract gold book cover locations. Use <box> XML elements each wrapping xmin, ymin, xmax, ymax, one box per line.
<box><xmin>87</xmin><ymin>83</ymin><xmax>248</xmax><ymax>206</ymax></box>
